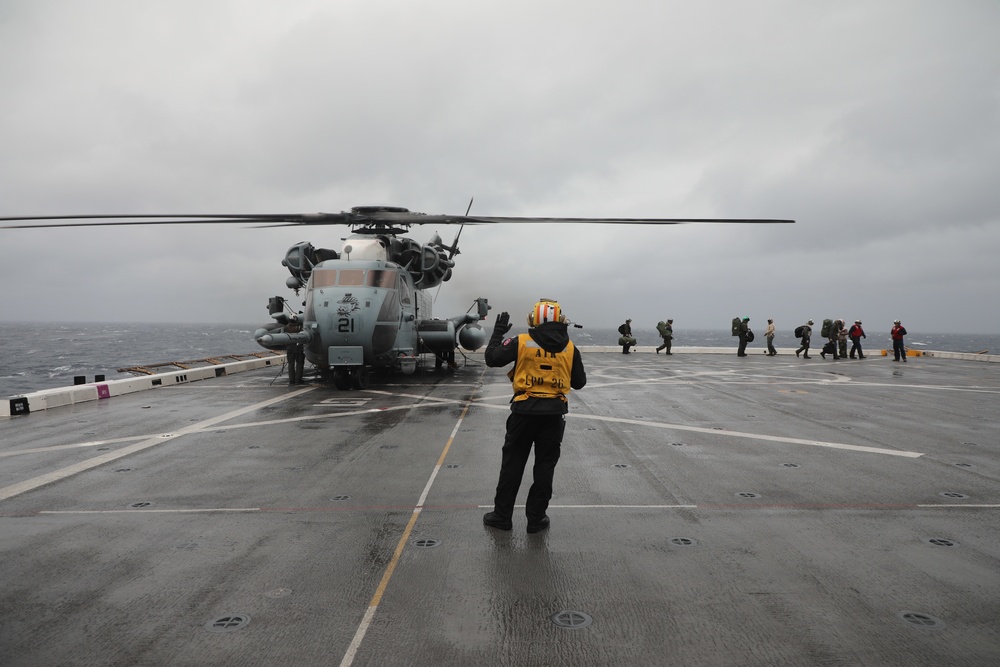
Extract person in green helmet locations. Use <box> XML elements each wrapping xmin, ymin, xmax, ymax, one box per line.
<box><xmin>737</xmin><ymin>317</ymin><xmax>751</xmax><ymax>357</ymax></box>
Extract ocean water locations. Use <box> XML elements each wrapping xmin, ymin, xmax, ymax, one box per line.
<box><xmin>1</xmin><ymin>322</ymin><xmax>260</xmax><ymax>397</ymax></box>
<box><xmin>2</xmin><ymin>322</ymin><xmax>997</xmax><ymax>397</ymax></box>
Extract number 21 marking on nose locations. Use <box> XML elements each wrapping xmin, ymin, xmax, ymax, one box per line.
<box><xmin>338</xmin><ymin>318</ymin><xmax>355</xmax><ymax>333</ymax></box>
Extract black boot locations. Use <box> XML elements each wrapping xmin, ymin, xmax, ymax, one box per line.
<box><xmin>483</xmin><ymin>512</ymin><xmax>512</xmax><ymax>530</ymax></box>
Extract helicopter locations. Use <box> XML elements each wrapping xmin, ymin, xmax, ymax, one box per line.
<box><xmin>1</xmin><ymin>205</ymin><xmax>793</xmax><ymax>389</ymax></box>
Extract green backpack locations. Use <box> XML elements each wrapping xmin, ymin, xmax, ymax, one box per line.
<box><xmin>731</xmin><ymin>317</ymin><xmax>741</xmax><ymax>336</ymax></box>
<box><xmin>821</xmin><ymin>319</ymin><xmax>833</xmax><ymax>338</ymax></box>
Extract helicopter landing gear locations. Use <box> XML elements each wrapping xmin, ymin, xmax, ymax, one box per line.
<box><xmin>331</xmin><ymin>366</ymin><xmax>370</xmax><ymax>390</ymax></box>
<box><xmin>332</xmin><ymin>368</ymin><xmax>351</xmax><ymax>390</ymax></box>
<box><xmin>350</xmin><ymin>366</ymin><xmax>370</xmax><ymax>390</ymax></box>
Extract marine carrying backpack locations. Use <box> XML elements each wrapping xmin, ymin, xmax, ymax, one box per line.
<box><xmin>794</xmin><ymin>325</ymin><xmax>805</xmax><ymax>338</ymax></box>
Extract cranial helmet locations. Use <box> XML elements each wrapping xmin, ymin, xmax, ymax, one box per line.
<box><xmin>527</xmin><ymin>298</ymin><xmax>564</xmax><ymax>327</ymax></box>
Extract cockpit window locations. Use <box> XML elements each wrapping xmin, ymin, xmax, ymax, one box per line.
<box><xmin>312</xmin><ymin>270</ymin><xmax>337</xmax><ymax>288</ymax></box>
<box><xmin>338</xmin><ymin>269</ymin><xmax>365</xmax><ymax>286</ymax></box>
<box><xmin>367</xmin><ymin>270</ymin><xmax>397</xmax><ymax>288</ymax></box>
<box><xmin>397</xmin><ymin>273</ymin><xmax>412</xmax><ymax>304</ymax></box>
<box><xmin>310</xmin><ymin>268</ymin><xmax>396</xmax><ymax>288</ymax></box>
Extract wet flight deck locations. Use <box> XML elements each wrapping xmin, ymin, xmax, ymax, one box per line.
<box><xmin>1</xmin><ymin>349</ymin><xmax>999</xmax><ymax>665</ymax></box>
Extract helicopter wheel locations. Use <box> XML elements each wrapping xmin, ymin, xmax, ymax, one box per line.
<box><xmin>332</xmin><ymin>369</ymin><xmax>351</xmax><ymax>391</ymax></box>
<box><xmin>350</xmin><ymin>367</ymin><xmax>370</xmax><ymax>390</ymax></box>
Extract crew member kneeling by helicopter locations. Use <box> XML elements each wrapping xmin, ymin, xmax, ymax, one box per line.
<box><xmin>483</xmin><ymin>299</ymin><xmax>586</xmax><ymax>533</ymax></box>
<box><xmin>285</xmin><ymin>320</ymin><xmax>306</xmax><ymax>385</ymax></box>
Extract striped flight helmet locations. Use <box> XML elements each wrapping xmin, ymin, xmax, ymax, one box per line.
<box><xmin>527</xmin><ymin>298</ymin><xmax>564</xmax><ymax>327</ymax></box>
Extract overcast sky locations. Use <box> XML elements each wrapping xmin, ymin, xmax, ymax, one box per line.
<box><xmin>2</xmin><ymin>0</ymin><xmax>998</xmax><ymax>335</ymax></box>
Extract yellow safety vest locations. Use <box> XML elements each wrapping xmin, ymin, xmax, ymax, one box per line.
<box><xmin>511</xmin><ymin>333</ymin><xmax>574</xmax><ymax>402</ymax></box>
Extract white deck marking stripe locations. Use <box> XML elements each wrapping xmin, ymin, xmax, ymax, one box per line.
<box><xmin>39</xmin><ymin>508</ymin><xmax>262</xmax><ymax>514</ymax></box>
<box><xmin>339</xmin><ymin>607</ymin><xmax>379</xmax><ymax>667</ymax></box>
<box><xmin>567</xmin><ymin>413</ymin><xmax>923</xmax><ymax>458</ymax></box>
<box><xmin>917</xmin><ymin>504</ymin><xmax>1000</xmax><ymax>508</ymax></box>
<box><xmin>477</xmin><ymin>504</ymin><xmax>697</xmax><ymax>509</ymax></box>
<box><xmin>0</xmin><ymin>387</ymin><xmax>314</xmax><ymax>501</ymax></box>
<box><xmin>479</xmin><ymin>504</ymin><xmax>1000</xmax><ymax>510</ymax></box>
<box><xmin>0</xmin><ymin>435</ymin><xmax>151</xmax><ymax>458</ymax></box>
<box><xmin>198</xmin><ymin>396</ymin><xmax>469</xmax><ymax>431</ymax></box>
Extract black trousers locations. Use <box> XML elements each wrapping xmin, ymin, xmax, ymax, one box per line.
<box><xmin>493</xmin><ymin>412</ymin><xmax>566</xmax><ymax>522</ymax></box>
<box><xmin>286</xmin><ymin>345</ymin><xmax>305</xmax><ymax>383</ymax></box>
<box><xmin>850</xmin><ymin>337</ymin><xmax>864</xmax><ymax>358</ymax></box>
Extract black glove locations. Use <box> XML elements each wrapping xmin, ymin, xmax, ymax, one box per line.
<box><xmin>494</xmin><ymin>310</ymin><xmax>512</xmax><ymax>336</ymax></box>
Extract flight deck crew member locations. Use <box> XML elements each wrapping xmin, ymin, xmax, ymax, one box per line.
<box><xmin>796</xmin><ymin>320</ymin><xmax>813</xmax><ymax>358</ymax></box>
<box><xmin>285</xmin><ymin>320</ymin><xmax>306</xmax><ymax>385</ymax></box>
<box><xmin>837</xmin><ymin>319</ymin><xmax>849</xmax><ymax>359</ymax></box>
<box><xmin>737</xmin><ymin>317</ymin><xmax>750</xmax><ymax>356</ymax></box>
<box><xmin>848</xmin><ymin>320</ymin><xmax>866</xmax><ymax>359</ymax></box>
<box><xmin>765</xmin><ymin>318</ymin><xmax>777</xmax><ymax>356</ymax></box>
<box><xmin>483</xmin><ymin>299</ymin><xmax>587</xmax><ymax>533</ymax></box>
<box><xmin>891</xmin><ymin>320</ymin><xmax>908</xmax><ymax>362</ymax></box>
<box><xmin>618</xmin><ymin>318</ymin><xmax>636</xmax><ymax>354</ymax></box>
<box><xmin>656</xmin><ymin>319</ymin><xmax>673</xmax><ymax>354</ymax></box>
<box><xmin>822</xmin><ymin>318</ymin><xmax>843</xmax><ymax>360</ymax></box>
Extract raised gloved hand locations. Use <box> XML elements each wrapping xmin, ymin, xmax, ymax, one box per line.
<box><xmin>494</xmin><ymin>311</ymin><xmax>512</xmax><ymax>336</ymax></box>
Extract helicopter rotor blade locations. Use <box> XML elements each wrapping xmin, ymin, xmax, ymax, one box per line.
<box><xmin>461</xmin><ymin>216</ymin><xmax>794</xmax><ymax>225</ymax></box>
<box><xmin>1</xmin><ymin>218</ymin><xmax>290</xmax><ymax>229</ymax></box>
<box><xmin>0</xmin><ymin>212</ymin><xmax>356</xmax><ymax>229</ymax></box>
<box><xmin>1</xmin><ymin>210</ymin><xmax>795</xmax><ymax>230</ymax></box>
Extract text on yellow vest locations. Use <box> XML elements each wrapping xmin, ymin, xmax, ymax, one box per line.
<box><xmin>511</xmin><ymin>334</ymin><xmax>574</xmax><ymax>402</ymax></box>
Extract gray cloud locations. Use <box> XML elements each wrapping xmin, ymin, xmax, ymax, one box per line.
<box><xmin>2</xmin><ymin>0</ymin><xmax>998</xmax><ymax>334</ymax></box>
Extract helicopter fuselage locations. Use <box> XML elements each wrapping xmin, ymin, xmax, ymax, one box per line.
<box><xmin>254</xmin><ymin>232</ymin><xmax>488</xmax><ymax>386</ymax></box>
<box><xmin>302</xmin><ymin>257</ymin><xmax>425</xmax><ymax>370</ymax></box>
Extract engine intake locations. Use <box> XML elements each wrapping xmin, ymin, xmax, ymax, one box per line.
<box><xmin>385</xmin><ymin>235</ymin><xmax>454</xmax><ymax>289</ymax></box>
<box><xmin>282</xmin><ymin>241</ymin><xmax>340</xmax><ymax>287</ymax></box>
